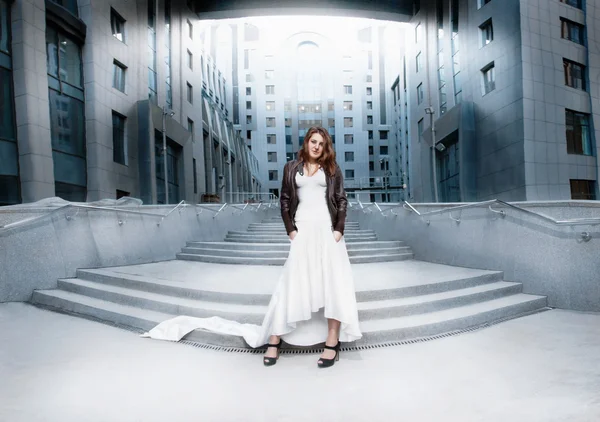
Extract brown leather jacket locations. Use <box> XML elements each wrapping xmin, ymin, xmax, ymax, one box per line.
<box><xmin>280</xmin><ymin>159</ymin><xmax>348</xmax><ymax>235</ymax></box>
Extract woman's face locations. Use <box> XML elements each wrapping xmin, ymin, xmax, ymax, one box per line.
<box><xmin>307</xmin><ymin>132</ymin><xmax>325</xmax><ymax>161</ymax></box>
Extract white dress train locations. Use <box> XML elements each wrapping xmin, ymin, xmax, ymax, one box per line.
<box><xmin>142</xmin><ymin>169</ymin><xmax>362</xmax><ymax>346</ymax></box>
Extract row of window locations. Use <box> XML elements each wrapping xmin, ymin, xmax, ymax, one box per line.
<box><xmin>261</xmin><ymin>131</ymin><xmax>388</xmax><ymax>146</ymax></box>
<box><xmin>244</xmin><ymin>99</ymin><xmax>375</xmax><ymax>112</ymax></box>
<box><xmin>246</xmin><ymin>116</ymin><xmax>389</xmax><ymax>129</ymax></box>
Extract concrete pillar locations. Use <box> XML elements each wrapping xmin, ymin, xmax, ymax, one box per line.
<box><xmin>11</xmin><ymin>0</ymin><xmax>55</xmax><ymax>202</ymax></box>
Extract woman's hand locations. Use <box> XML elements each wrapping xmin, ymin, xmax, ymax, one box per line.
<box><xmin>289</xmin><ymin>230</ymin><xmax>298</xmax><ymax>241</ymax></box>
<box><xmin>333</xmin><ymin>231</ymin><xmax>342</xmax><ymax>243</ymax></box>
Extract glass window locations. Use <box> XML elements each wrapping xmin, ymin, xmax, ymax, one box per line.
<box><xmin>380</xmin><ymin>131</ymin><xmax>388</xmax><ymax>140</ymax></box>
<box><xmin>111</xmin><ymin>8</ymin><xmax>125</xmax><ymax>42</ymax></box>
<box><xmin>345</xmin><ymin>152</ymin><xmax>354</xmax><ymax>162</ymax></box>
<box><xmin>416</xmin><ymin>52</ymin><xmax>422</xmax><ymax>72</ymax></box>
<box><xmin>113</xmin><ymin>61</ymin><xmax>126</xmax><ymax>92</ymax></box>
<box><xmin>417</xmin><ymin>83</ymin><xmax>424</xmax><ymax>104</ymax></box>
<box><xmin>50</xmin><ymin>0</ymin><xmax>79</xmax><ymax>17</ymax></box>
<box><xmin>344</xmin><ymin>85</ymin><xmax>352</xmax><ymax>95</ymax></box>
<box><xmin>343</xmin><ymin>101</ymin><xmax>353</xmax><ymax>111</ymax></box>
<box><xmin>269</xmin><ymin>170</ymin><xmax>278</xmax><ymax>181</ymax></box>
<box><xmin>367</xmin><ymin>101</ymin><xmax>372</xmax><ymax>110</ymax></box>
<box><xmin>0</xmin><ymin>0</ymin><xmax>11</xmax><ymax>54</ymax></box>
<box><xmin>369</xmin><ymin>161</ymin><xmax>374</xmax><ymax>171</ymax></box>
<box><xmin>344</xmin><ymin>117</ymin><xmax>353</xmax><ymax>127</ymax></box>
<box><xmin>369</xmin><ymin>146</ymin><xmax>374</xmax><ymax>155</ymax></box>
<box><xmin>246</xmin><ymin>115</ymin><xmax>252</xmax><ymax>124</ymax></box>
<box><xmin>58</xmin><ymin>33</ymin><xmax>83</xmax><ymax>88</ymax></box>
<box><xmin>193</xmin><ymin>158</ymin><xmax>197</xmax><ymax>194</ymax></box>
<box><xmin>380</xmin><ymin>146</ymin><xmax>388</xmax><ymax>155</ymax></box>
<box><xmin>367</xmin><ymin>116</ymin><xmax>373</xmax><ymax>124</ymax></box>
<box><xmin>266</xmin><ymin>117</ymin><xmax>276</xmax><ymax>127</ymax></box>
<box><xmin>415</xmin><ymin>23</ymin><xmax>422</xmax><ymax>43</ymax></box>
<box><xmin>246</xmin><ymin>87</ymin><xmax>251</xmax><ymax>95</ymax></box>
<box><xmin>368</xmin><ymin>130</ymin><xmax>373</xmax><ymax>140</ymax></box>
<box><xmin>344</xmin><ymin>134</ymin><xmax>353</xmax><ymax>144</ymax></box>
<box><xmin>187</xmin><ymin>118</ymin><xmax>194</xmax><ymax>143</ymax></box>
<box><xmin>268</xmin><ymin>152</ymin><xmax>277</xmax><ymax>162</ymax></box>
<box><xmin>480</xmin><ymin>20</ymin><xmax>493</xmax><ymax>46</ymax></box>
<box><xmin>49</xmin><ymin>89</ymin><xmax>85</xmax><ymax>157</ymax></box>
<box><xmin>187</xmin><ymin>19</ymin><xmax>193</xmax><ymax>39</ymax></box>
<box><xmin>246</xmin><ymin>101</ymin><xmax>251</xmax><ymax>110</ymax></box>
<box><xmin>565</xmin><ymin>109</ymin><xmax>593</xmax><ymax>156</ymax></box>
<box><xmin>0</xmin><ymin>67</ymin><xmax>16</xmax><ymax>142</ymax></box>
<box><xmin>561</xmin><ymin>18</ymin><xmax>584</xmax><ymax>45</ymax></box>
<box><xmin>482</xmin><ymin>63</ymin><xmax>495</xmax><ymax>94</ymax></box>
<box><xmin>560</xmin><ymin>0</ymin><xmax>582</xmax><ymax>9</ymax></box>
<box><xmin>112</xmin><ymin>112</ymin><xmax>127</xmax><ymax>165</ymax></box>
<box><xmin>418</xmin><ymin>119</ymin><xmax>424</xmax><ymax>141</ymax></box>
<box><xmin>265</xmin><ymin>85</ymin><xmax>275</xmax><ymax>95</ymax></box>
<box><xmin>266</xmin><ymin>101</ymin><xmax>275</xmax><ymax>111</ymax></box>
<box><xmin>570</xmin><ymin>179</ymin><xmax>596</xmax><ymax>200</ymax></box>
<box><xmin>187</xmin><ymin>50</ymin><xmax>193</xmax><ymax>69</ymax></box>
<box><xmin>564</xmin><ymin>59</ymin><xmax>586</xmax><ymax>90</ymax></box>
<box><xmin>187</xmin><ymin>82</ymin><xmax>193</xmax><ymax>103</ymax></box>
<box><xmin>46</xmin><ymin>27</ymin><xmax>83</xmax><ymax>89</ymax></box>
<box><xmin>345</xmin><ymin>169</ymin><xmax>354</xmax><ymax>179</ymax></box>
<box><xmin>267</xmin><ymin>134</ymin><xmax>276</xmax><ymax>144</ymax></box>
<box><xmin>366</xmin><ymin>87</ymin><xmax>372</xmax><ymax>96</ymax></box>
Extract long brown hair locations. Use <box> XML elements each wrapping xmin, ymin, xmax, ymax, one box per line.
<box><xmin>297</xmin><ymin>126</ymin><xmax>337</xmax><ymax>176</ymax></box>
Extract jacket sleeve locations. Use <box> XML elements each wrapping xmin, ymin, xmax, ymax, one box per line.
<box><xmin>333</xmin><ymin>166</ymin><xmax>348</xmax><ymax>235</ymax></box>
<box><xmin>280</xmin><ymin>161</ymin><xmax>297</xmax><ymax>235</ymax></box>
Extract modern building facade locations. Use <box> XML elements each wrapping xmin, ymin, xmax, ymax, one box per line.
<box><xmin>205</xmin><ymin>17</ymin><xmax>404</xmax><ymax>202</ymax></box>
<box><xmin>400</xmin><ymin>0</ymin><xmax>599</xmax><ymax>202</ymax></box>
<box><xmin>0</xmin><ymin>0</ymin><xmax>261</xmax><ymax>206</ymax></box>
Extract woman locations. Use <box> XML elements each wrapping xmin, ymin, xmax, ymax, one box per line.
<box><xmin>142</xmin><ymin>127</ymin><xmax>361</xmax><ymax>368</ymax></box>
<box><xmin>263</xmin><ymin>126</ymin><xmax>362</xmax><ymax>367</ymax></box>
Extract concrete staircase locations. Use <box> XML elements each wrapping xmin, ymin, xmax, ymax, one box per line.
<box><xmin>176</xmin><ymin>217</ymin><xmax>415</xmax><ymax>265</ymax></box>
<box><xmin>31</xmin><ymin>259</ymin><xmax>549</xmax><ymax>349</ymax></box>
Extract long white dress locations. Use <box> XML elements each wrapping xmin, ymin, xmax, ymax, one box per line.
<box><xmin>142</xmin><ymin>168</ymin><xmax>362</xmax><ymax>346</ymax></box>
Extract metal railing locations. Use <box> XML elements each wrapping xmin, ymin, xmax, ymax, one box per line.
<box><xmin>0</xmin><ymin>196</ymin><xmax>282</xmax><ymax>233</ymax></box>
<box><xmin>348</xmin><ymin>199</ymin><xmax>600</xmax><ymax>241</ymax></box>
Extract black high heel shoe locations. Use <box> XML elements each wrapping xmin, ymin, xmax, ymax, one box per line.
<box><xmin>317</xmin><ymin>341</ymin><xmax>340</xmax><ymax>368</ymax></box>
<box><xmin>263</xmin><ymin>340</ymin><xmax>282</xmax><ymax>366</ymax></box>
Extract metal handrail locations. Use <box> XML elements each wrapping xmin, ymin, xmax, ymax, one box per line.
<box><xmin>0</xmin><ymin>201</ymin><xmax>191</xmax><ymax>231</ymax></box>
<box><xmin>195</xmin><ymin>203</ymin><xmax>228</xmax><ymax>218</ymax></box>
<box><xmin>401</xmin><ymin>199</ymin><xmax>600</xmax><ymax>226</ymax></box>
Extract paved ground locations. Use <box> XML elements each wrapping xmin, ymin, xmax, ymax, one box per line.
<box><xmin>1</xmin><ymin>303</ymin><xmax>599</xmax><ymax>422</ymax></box>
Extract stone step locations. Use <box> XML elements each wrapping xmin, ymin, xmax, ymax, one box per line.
<box><xmin>224</xmin><ymin>236</ymin><xmax>378</xmax><ymax>243</ymax></box>
<box><xmin>356</xmin><ymin>281</ymin><xmax>524</xmax><ymax>320</ymax></box>
<box><xmin>186</xmin><ymin>240</ymin><xmax>406</xmax><ymax>251</ymax></box>
<box><xmin>356</xmin><ymin>294</ymin><xmax>548</xmax><ymax>345</ymax></box>
<box><xmin>46</xmin><ymin>279</ymin><xmax>521</xmax><ymax>325</ymax></box>
<box><xmin>180</xmin><ymin>246</ymin><xmax>412</xmax><ymax>259</ymax></box>
<box><xmin>74</xmin><ymin>268</ymin><xmax>271</xmax><ymax>305</ymax></box>
<box><xmin>30</xmin><ymin>287</ymin><xmax>547</xmax><ymax>349</ymax></box>
<box><xmin>227</xmin><ymin>230</ymin><xmax>374</xmax><ymax>237</ymax></box>
<box><xmin>246</xmin><ymin>227</ymin><xmax>370</xmax><ymax>234</ymax></box>
<box><xmin>55</xmin><ymin>278</ymin><xmax>267</xmax><ymax>324</ymax></box>
<box><xmin>248</xmin><ymin>221</ymin><xmax>359</xmax><ymax>228</ymax></box>
<box><xmin>73</xmin><ymin>265</ymin><xmax>506</xmax><ymax>305</ymax></box>
<box><xmin>176</xmin><ymin>252</ymin><xmax>414</xmax><ymax>265</ymax></box>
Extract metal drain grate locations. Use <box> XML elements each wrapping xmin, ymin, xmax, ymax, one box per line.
<box><xmin>31</xmin><ymin>303</ymin><xmax>552</xmax><ymax>355</ymax></box>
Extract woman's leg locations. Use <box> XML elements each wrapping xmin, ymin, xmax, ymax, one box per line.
<box><xmin>264</xmin><ymin>334</ymin><xmax>281</xmax><ymax>358</ymax></box>
<box><xmin>319</xmin><ymin>319</ymin><xmax>341</xmax><ymax>361</ymax></box>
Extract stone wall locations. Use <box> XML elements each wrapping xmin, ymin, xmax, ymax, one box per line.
<box><xmin>350</xmin><ymin>200</ymin><xmax>600</xmax><ymax>312</ymax></box>
<box><xmin>0</xmin><ymin>202</ymin><xmax>278</xmax><ymax>302</ymax></box>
